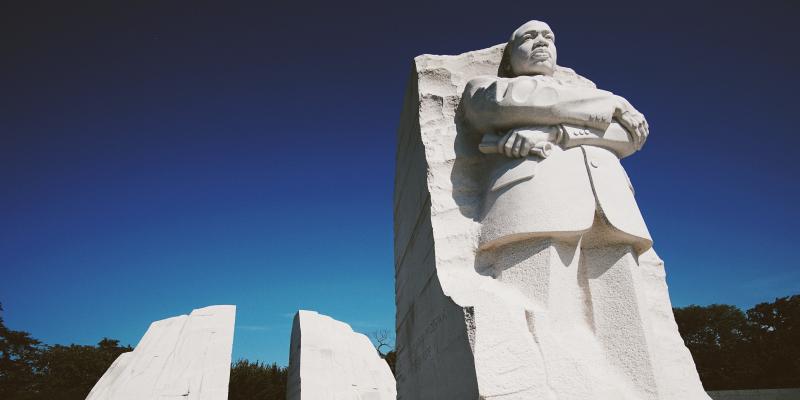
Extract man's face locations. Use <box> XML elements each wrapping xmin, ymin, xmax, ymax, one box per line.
<box><xmin>509</xmin><ymin>20</ymin><xmax>557</xmax><ymax>77</ymax></box>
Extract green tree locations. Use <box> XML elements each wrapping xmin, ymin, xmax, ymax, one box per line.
<box><xmin>0</xmin><ymin>303</ymin><xmax>131</xmax><ymax>400</ymax></box>
<box><xmin>228</xmin><ymin>359</ymin><xmax>287</xmax><ymax>400</ymax></box>
<box><xmin>34</xmin><ymin>339</ymin><xmax>131</xmax><ymax>399</ymax></box>
<box><xmin>674</xmin><ymin>295</ymin><xmax>800</xmax><ymax>391</ymax></box>
<box><xmin>0</xmin><ymin>303</ymin><xmax>42</xmax><ymax>400</ymax></box>
<box><xmin>745</xmin><ymin>295</ymin><xmax>800</xmax><ymax>389</ymax></box>
<box><xmin>673</xmin><ymin>304</ymin><xmax>750</xmax><ymax>389</ymax></box>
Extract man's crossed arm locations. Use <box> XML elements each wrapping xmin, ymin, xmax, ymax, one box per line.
<box><xmin>462</xmin><ymin>76</ymin><xmax>649</xmax><ymax>157</ymax></box>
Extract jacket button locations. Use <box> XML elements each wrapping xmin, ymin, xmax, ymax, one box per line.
<box><xmin>590</xmin><ymin>160</ymin><xmax>599</xmax><ymax>168</ymax></box>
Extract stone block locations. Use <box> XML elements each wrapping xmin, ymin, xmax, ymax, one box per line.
<box><xmin>287</xmin><ymin>310</ymin><xmax>396</xmax><ymax>400</ymax></box>
<box><xmin>86</xmin><ymin>305</ymin><xmax>236</xmax><ymax>400</ymax></box>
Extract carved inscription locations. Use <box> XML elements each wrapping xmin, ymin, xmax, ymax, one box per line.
<box><xmin>408</xmin><ymin>309</ymin><xmax>448</xmax><ymax>373</ymax></box>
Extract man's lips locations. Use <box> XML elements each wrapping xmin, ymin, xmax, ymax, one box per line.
<box><xmin>531</xmin><ymin>44</ymin><xmax>549</xmax><ymax>54</ymax></box>
<box><xmin>530</xmin><ymin>48</ymin><xmax>550</xmax><ymax>59</ymax></box>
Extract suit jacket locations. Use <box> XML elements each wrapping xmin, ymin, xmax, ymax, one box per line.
<box><xmin>461</xmin><ymin>75</ymin><xmax>652</xmax><ymax>254</ymax></box>
<box><xmin>479</xmin><ymin>145</ymin><xmax>651</xmax><ymax>254</ymax></box>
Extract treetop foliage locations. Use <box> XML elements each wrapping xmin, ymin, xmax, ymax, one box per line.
<box><xmin>0</xmin><ymin>303</ymin><xmax>132</xmax><ymax>400</ymax></box>
<box><xmin>228</xmin><ymin>359</ymin><xmax>287</xmax><ymax>400</ymax></box>
<box><xmin>673</xmin><ymin>294</ymin><xmax>800</xmax><ymax>390</ymax></box>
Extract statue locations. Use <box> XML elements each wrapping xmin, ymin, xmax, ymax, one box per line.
<box><xmin>460</xmin><ymin>19</ymin><xmax>688</xmax><ymax>399</ymax></box>
<box><xmin>463</xmin><ymin>20</ymin><xmax>652</xmax><ymax>254</ymax></box>
<box><xmin>394</xmin><ymin>20</ymin><xmax>710</xmax><ymax>400</ymax></box>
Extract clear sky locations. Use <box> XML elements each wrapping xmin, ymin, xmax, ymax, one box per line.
<box><xmin>2</xmin><ymin>0</ymin><xmax>798</xmax><ymax>366</ymax></box>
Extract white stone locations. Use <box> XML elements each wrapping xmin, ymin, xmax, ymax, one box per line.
<box><xmin>394</xmin><ymin>20</ymin><xmax>709</xmax><ymax>400</ymax></box>
<box><xmin>287</xmin><ymin>310</ymin><xmax>397</xmax><ymax>400</ymax></box>
<box><xmin>85</xmin><ymin>305</ymin><xmax>236</xmax><ymax>400</ymax></box>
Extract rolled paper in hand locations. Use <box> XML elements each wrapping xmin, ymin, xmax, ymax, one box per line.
<box><xmin>479</xmin><ymin>133</ymin><xmax>554</xmax><ymax>158</ymax></box>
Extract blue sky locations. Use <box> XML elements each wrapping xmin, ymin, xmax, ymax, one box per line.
<box><xmin>1</xmin><ymin>0</ymin><xmax>799</xmax><ymax>365</ymax></box>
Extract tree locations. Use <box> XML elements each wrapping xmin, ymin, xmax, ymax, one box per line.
<box><xmin>673</xmin><ymin>304</ymin><xmax>750</xmax><ymax>389</ymax></box>
<box><xmin>369</xmin><ymin>329</ymin><xmax>396</xmax><ymax>376</ymax></box>
<box><xmin>0</xmin><ymin>303</ymin><xmax>43</xmax><ymax>400</ymax></box>
<box><xmin>228</xmin><ymin>359</ymin><xmax>287</xmax><ymax>400</ymax></box>
<box><xmin>0</xmin><ymin>303</ymin><xmax>132</xmax><ymax>400</ymax></box>
<box><xmin>673</xmin><ymin>295</ymin><xmax>800</xmax><ymax>391</ymax></box>
<box><xmin>744</xmin><ymin>295</ymin><xmax>800</xmax><ymax>389</ymax></box>
<box><xmin>34</xmin><ymin>339</ymin><xmax>131</xmax><ymax>400</ymax></box>
<box><xmin>369</xmin><ymin>329</ymin><xmax>394</xmax><ymax>357</ymax></box>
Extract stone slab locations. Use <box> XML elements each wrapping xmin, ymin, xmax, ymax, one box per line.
<box><xmin>286</xmin><ymin>310</ymin><xmax>396</xmax><ymax>400</ymax></box>
<box><xmin>85</xmin><ymin>305</ymin><xmax>236</xmax><ymax>400</ymax></box>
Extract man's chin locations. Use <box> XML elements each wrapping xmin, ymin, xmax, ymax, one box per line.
<box><xmin>530</xmin><ymin>53</ymin><xmax>551</xmax><ymax>62</ymax></box>
<box><xmin>525</xmin><ymin>62</ymin><xmax>555</xmax><ymax>76</ymax></box>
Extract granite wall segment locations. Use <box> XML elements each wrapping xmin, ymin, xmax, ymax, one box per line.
<box><xmin>286</xmin><ymin>310</ymin><xmax>396</xmax><ymax>400</ymax></box>
<box><xmin>86</xmin><ymin>305</ymin><xmax>236</xmax><ymax>400</ymax></box>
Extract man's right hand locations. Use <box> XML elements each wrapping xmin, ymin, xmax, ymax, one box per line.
<box><xmin>497</xmin><ymin>126</ymin><xmax>560</xmax><ymax>158</ymax></box>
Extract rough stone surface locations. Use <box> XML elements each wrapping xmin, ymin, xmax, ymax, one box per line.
<box><xmin>394</xmin><ymin>26</ymin><xmax>710</xmax><ymax>398</ymax></box>
<box><xmin>85</xmin><ymin>305</ymin><xmax>236</xmax><ymax>400</ymax></box>
<box><xmin>287</xmin><ymin>310</ymin><xmax>397</xmax><ymax>400</ymax></box>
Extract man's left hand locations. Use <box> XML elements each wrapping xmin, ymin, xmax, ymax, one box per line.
<box><xmin>614</xmin><ymin>96</ymin><xmax>649</xmax><ymax>150</ymax></box>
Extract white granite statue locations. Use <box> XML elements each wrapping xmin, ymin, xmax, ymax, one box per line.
<box><xmin>286</xmin><ymin>310</ymin><xmax>397</xmax><ymax>400</ymax></box>
<box><xmin>85</xmin><ymin>305</ymin><xmax>235</xmax><ymax>400</ymax></box>
<box><xmin>394</xmin><ymin>20</ymin><xmax>710</xmax><ymax>399</ymax></box>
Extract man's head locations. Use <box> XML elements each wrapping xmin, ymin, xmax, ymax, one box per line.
<box><xmin>506</xmin><ymin>20</ymin><xmax>557</xmax><ymax>77</ymax></box>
